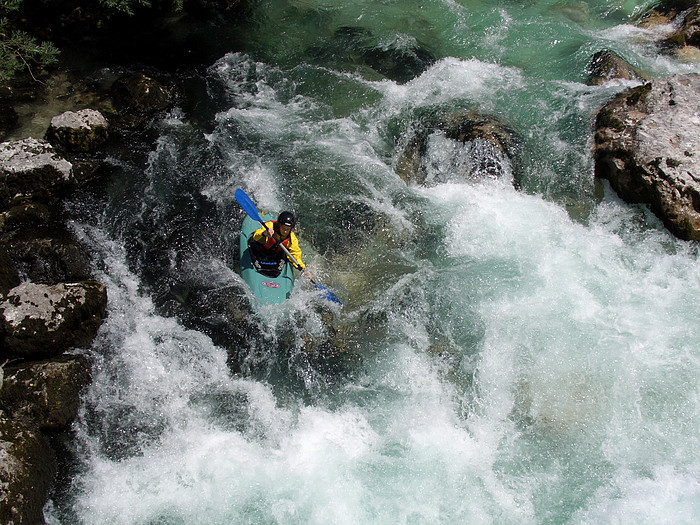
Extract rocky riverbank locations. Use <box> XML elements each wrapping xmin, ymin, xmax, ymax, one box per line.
<box><xmin>0</xmin><ymin>0</ymin><xmax>250</xmax><ymax>520</ymax></box>
<box><xmin>0</xmin><ymin>0</ymin><xmax>698</xmax><ymax>523</ymax></box>
<box><xmin>0</xmin><ymin>72</ymin><xmax>180</xmax><ymax>523</ymax></box>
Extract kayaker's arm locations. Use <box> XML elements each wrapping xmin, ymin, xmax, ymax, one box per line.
<box><xmin>252</xmin><ymin>221</ymin><xmax>274</xmax><ymax>242</ymax></box>
<box><xmin>286</xmin><ymin>232</ymin><xmax>305</xmax><ymax>269</ymax></box>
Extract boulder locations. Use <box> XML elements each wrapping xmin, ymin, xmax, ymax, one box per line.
<box><xmin>594</xmin><ymin>74</ymin><xmax>700</xmax><ymax>240</ymax></box>
<box><xmin>307</xmin><ymin>26</ymin><xmax>436</xmax><ymax>84</ymax></box>
<box><xmin>665</xmin><ymin>5</ymin><xmax>700</xmax><ymax>47</ymax></box>
<box><xmin>395</xmin><ymin>110</ymin><xmax>520</xmax><ymax>186</ymax></box>
<box><xmin>636</xmin><ymin>1</ymin><xmax>700</xmax><ymax>61</ymax></box>
<box><xmin>0</xmin><ymin>251</ymin><xmax>20</xmax><ymax>296</ymax></box>
<box><xmin>0</xmin><ymin>412</ymin><xmax>56</xmax><ymax>525</ymax></box>
<box><xmin>111</xmin><ymin>73</ymin><xmax>173</xmax><ymax>115</ymax></box>
<box><xmin>0</xmin><ymin>355</ymin><xmax>92</xmax><ymax>432</ymax></box>
<box><xmin>0</xmin><ymin>202</ymin><xmax>52</xmax><ymax>234</ymax></box>
<box><xmin>586</xmin><ymin>49</ymin><xmax>649</xmax><ymax>85</ymax></box>
<box><xmin>0</xmin><ymin>138</ymin><xmax>75</xmax><ymax>210</ymax></box>
<box><xmin>2</xmin><ymin>227</ymin><xmax>93</xmax><ymax>284</ymax></box>
<box><xmin>45</xmin><ymin>109</ymin><xmax>109</xmax><ymax>152</ymax></box>
<box><xmin>0</xmin><ymin>281</ymin><xmax>107</xmax><ymax>360</ymax></box>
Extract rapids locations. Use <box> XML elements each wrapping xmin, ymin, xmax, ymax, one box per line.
<box><xmin>48</xmin><ymin>1</ymin><xmax>700</xmax><ymax>523</ymax></box>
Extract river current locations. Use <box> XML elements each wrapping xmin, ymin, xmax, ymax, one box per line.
<box><xmin>47</xmin><ymin>1</ymin><xmax>700</xmax><ymax>523</ymax></box>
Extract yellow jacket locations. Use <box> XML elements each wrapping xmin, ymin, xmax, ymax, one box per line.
<box><xmin>252</xmin><ymin>220</ymin><xmax>305</xmax><ymax>269</ymax></box>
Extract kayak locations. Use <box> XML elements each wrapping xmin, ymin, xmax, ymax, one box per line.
<box><xmin>239</xmin><ymin>211</ymin><xmax>295</xmax><ymax>305</ymax></box>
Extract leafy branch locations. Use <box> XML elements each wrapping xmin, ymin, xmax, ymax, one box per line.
<box><xmin>0</xmin><ymin>0</ymin><xmax>187</xmax><ymax>82</ymax></box>
<box><xmin>0</xmin><ymin>0</ymin><xmax>59</xmax><ymax>82</ymax></box>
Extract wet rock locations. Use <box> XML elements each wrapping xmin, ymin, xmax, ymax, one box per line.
<box><xmin>0</xmin><ymin>281</ymin><xmax>107</xmax><ymax>360</ymax></box>
<box><xmin>673</xmin><ymin>44</ymin><xmax>700</xmax><ymax>62</ymax></box>
<box><xmin>0</xmin><ymin>138</ymin><xmax>75</xmax><ymax>210</ymax></box>
<box><xmin>111</xmin><ymin>73</ymin><xmax>172</xmax><ymax>113</ymax></box>
<box><xmin>0</xmin><ymin>355</ymin><xmax>91</xmax><ymax>432</ymax></box>
<box><xmin>0</xmin><ymin>412</ymin><xmax>56</xmax><ymax>525</ymax></box>
<box><xmin>637</xmin><ymin>1</ymin><xmax>700</xmax><ymax>61</ymax></box>
<box><xmin>664</xmin><ymin>5</ymin><xmax>700</xmax><ymax>47</ymax></box>
<box><xmin>651</xmin><ymin>0</ymin><xmax>698</xmax><ymax>19</ymax></box>
<box><xmin>395</xmin><ymin>110</ymin><xmax>520</xmax><ymax>186</ymax></box>
<box><xmin>45</xmin><ymin>109</ymin><xmax>109</xmax><ymax>152</ymax></box>
<box><xmin>308</xmin><ymin>26</ymin><xmax>436</xmax><ymax>84</ymax></box>
<box><xmin>0</xmin><ymin>251</ymin><xmax>20</xmax><ymax>296</ymax></box>
<box><xmin>0</xmin><ymin>201</ymin><xmax>53</xmax><ymax>233</ymax></box>
<box><xmin>110</xmin><ymin>73</ymin><xmax>175</xmax><ymax>128</ymax></box>
<box><xmin>594</xmin><ymin>74</ymin><xmax>700</xmax><ymax>240</ymax></box>
<box><xmin>586</xmin><ymin>49</ymin><xmax>649</xmax><ymax>85</ymax></box>
<box><xmin>3</xmin><ymin>227</ymin><xmax>93</xmax><ymax>284</ymax></box>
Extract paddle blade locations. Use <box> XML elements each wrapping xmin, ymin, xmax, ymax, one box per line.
<box><xmin>235</xmin><ymin>189</ymin><xmax>264</xmax><ymax>224</ymax></box>
<box><xmin>314</xmin><ymin>283</ymin><xmax>342</xmax><ymax>305</ymax></box>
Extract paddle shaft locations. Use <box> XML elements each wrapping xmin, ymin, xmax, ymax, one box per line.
<box><xmin>259</xmin><ymin>221</ymin><xmax>316</xmax><ymax>280</ymax></box>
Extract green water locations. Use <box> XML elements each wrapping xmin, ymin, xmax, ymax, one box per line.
<box><xmin>48</xmin><ymin>1</ymin><xmax>700</xmax><ymax>524</ymax></box>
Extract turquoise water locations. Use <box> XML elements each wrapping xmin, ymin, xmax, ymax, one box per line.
<box><xmin>49</xmin><ymin>1</ymin><xmax>700</xmax><ymax>523</ymax></box>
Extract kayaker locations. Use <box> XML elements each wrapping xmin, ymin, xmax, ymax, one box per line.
<box><xmin>250</xmin><ymin>211</ymin><xmax>306</xmax><ymax>271</ymax></box>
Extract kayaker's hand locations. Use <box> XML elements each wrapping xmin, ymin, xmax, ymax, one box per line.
<box><xmin>264</xmin><ymin>227</ymin><xmax>274</xmax><ymax>238</ymax></box>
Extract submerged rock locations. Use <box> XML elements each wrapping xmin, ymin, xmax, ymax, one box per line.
<box><xmin>594</xmin><ymin>74</ymin><xmax>700</xmax><ymax>240</ymax></box>
<box><xmin>586</xmin><ymin>49</ymin><xmax>649</xmax><ymax>85</ymax></box>
<box><xmin>307</xmin><ymin>26</ymin><xmax>437</xmax><ymax>84</ymax></box>
<box><xmin>395</xmin><ymin>110</ymin><xmax>521</xmax><ymax>187</ymax></box>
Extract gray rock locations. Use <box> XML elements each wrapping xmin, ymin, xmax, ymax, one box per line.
<box><xmin>0</xmin><ymin>411</ymin><xmax>56</xmax><ymax>525</ymax></box>
<box><xmin>2</xmin><ymin>227</ymin><xmax>93</xmax><ymax>285</ymax></box>
<box><xmin>0</xmin><ymin>138</ymin><xmax>75</xmax><ymax>210</ymax></box>
<box><xmin>594</xmin><ymin>74</ymin><xmax>700</xmax><ymax>240</ymax></box>
<box><xmin>0</xmin><ymin>281</ymin><xmax>107</xmax><ymax>360</ymax></box>
<box><xmin>0</xmin><ymin>355</ymin><xmax>91</xmax><ymax>432</ymax></box>
<box><xmin>45</xmin><ymin>109</ymin><xmax>109</xmax><ymax>152</ymax></box>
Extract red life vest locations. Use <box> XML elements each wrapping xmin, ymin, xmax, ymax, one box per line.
<box><xmin>261</xmin><ymin>222</ymin><xmax>290</xmax><ymax>253</ymax></box>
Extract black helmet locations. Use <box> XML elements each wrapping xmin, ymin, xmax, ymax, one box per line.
<box><xmin>277</xmin><ymin>211</ymin><xmax>296</xmax><ymax>227</ymax></box>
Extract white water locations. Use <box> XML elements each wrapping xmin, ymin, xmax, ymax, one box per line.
<box><xmin>57</xmin><ymin>177</ymin><xmax>700</xmax><ymax>524</ymax></box>
<box><xmin>47</xmin><ymin>1</ymin><xmax>700</xmax><ymax>523</ymax></box>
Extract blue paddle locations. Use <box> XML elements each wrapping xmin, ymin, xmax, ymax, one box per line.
<box><xmin>235</xmin><ymin>189</ymin><xmax>342</xmax><ymax>305</ymax></box>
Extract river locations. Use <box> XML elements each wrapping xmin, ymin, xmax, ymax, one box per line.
<box><xmin>47</xmin><ymin>1</ymin><xmax>700</xmax><ymax>523</ymax></box>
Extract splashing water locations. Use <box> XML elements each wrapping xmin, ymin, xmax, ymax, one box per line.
<box><xmin>47</xmin><ymin>1</ymin><xmax>700</xmax><ymax>523</ymax></box>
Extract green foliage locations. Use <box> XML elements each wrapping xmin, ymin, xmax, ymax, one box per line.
<box><xmin>0</xmin><ymin>17</ymin><xmax>59</xmax><ymax>81</ymax></box>
<box><xmin>0</xmin><ymin>0</ymin><xmax>22</xmax><ymax>13</ymax></box>
<box><xmin>0</xmin><ymin>0</ymin><xmax>188</xmax><ymax>82</ymax></box>
<box><xmin>98</xmin><ymin>0</ymin><xmax>183</xmax><ymax>15</ymax></box>
<box><xmin>98</xmin><ymin>0</ymin><xmax>152</xmax><ymax>16</ymax></box>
